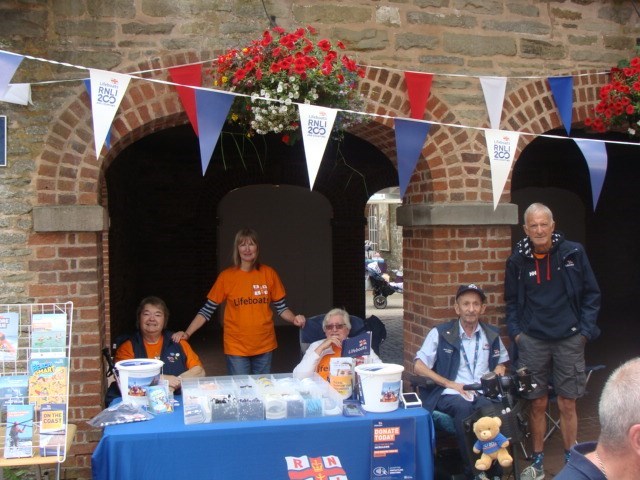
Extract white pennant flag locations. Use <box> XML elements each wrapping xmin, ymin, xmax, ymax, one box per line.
<box><xmin>0</xmin><ymin>84</ymin><xmax>32</xmax><ymax>105</ymax></box>
<box><xmin>485</xmin><ymin>129</ymin><xmax>520</xmax><ymax>210</ymax></box>
<box><xmin>480</xmin><ymin>77</ymin><xmax>507</xmax><ymax>130</ymax></box>
<box><xmin>89</xmin><ymin>69</ymin><xmax>131</xmax><ymax>156</ymax></box>
<box><xmin>298</xmin><ymin>104</ymin><xmax>337</xmax><ymax>189</ymax></box>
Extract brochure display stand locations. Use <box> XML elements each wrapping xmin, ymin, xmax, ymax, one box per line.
<box><xmin>0</xmin><ymin>302</ymin><xmax>74</xmax><ymax>480</ymax></box>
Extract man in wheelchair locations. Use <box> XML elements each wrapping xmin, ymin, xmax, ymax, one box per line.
<box><xmin>413</xmin><ymin>284</ymin><xmax>510</xmax><ymax>480</ymax></box>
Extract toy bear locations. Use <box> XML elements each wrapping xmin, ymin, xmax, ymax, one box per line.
<box><xmin>472</xmin><ymin>416</ymin><xmax>513</xmax><ymax>471</ymax></box>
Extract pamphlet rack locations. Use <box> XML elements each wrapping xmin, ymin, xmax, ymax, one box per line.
<box><xmin>0</xmin><ymin>302</ymin><xmax>74</xmax><ymax>475</ymax></box>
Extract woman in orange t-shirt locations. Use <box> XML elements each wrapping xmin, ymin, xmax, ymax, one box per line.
<box><xmin>172</xmin><ymin>228</ymin><xmax>306</xmax><ymax>375</ymax></box>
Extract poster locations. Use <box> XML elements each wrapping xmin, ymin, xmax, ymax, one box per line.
<box><xmin>370</xmin><ymin>417</ymin><xmax>416</xmax><ymax>480</ymax></box>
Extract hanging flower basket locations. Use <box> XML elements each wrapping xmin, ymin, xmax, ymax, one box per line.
<box><xmin>213</xmin><ymin>25</ymin><xmax>365</xmax><ymax>144</ymax></box>
<box><xmin>585</xmin><ymin>56</ymin><xmax>640</xmax><ymax>140</ymax></box>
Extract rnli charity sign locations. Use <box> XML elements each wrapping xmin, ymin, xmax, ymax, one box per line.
<box><xmin>89</xmin><ymin>69</ymin><xmax>131</xmax><ymax>157</ymax></box>
<box><xmin>485</xmin><ymin>129</ymin><xmax>520</xmax><ymax>210</ymax></box>
<box><xmin>298</xmin><ymin>104</ymin><xmax>337</xmax><ymax>190</ymax></box>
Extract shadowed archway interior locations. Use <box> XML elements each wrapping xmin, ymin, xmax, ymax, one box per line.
<box><xmin>105</xmin><ymin>123</ymin><xmax>398</xmax><ymax>372</ymax></box>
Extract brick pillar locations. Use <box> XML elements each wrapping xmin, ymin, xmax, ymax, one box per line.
<box><xmin>397</xmin><ymin>203</ymin><xmax>518</xmax><ymax>369</ymax></box>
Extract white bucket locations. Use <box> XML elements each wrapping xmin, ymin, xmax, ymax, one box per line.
<box><xmin>116</xmin><ymin>359</ymin><xmax>164</xmax><ymax>406</ymax></box>
<box><xmin>355</xmin><ymin>363</ymin><xmax>404</xmax><ymax>413</ymax></box>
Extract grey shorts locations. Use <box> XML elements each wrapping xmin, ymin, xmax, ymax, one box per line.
<box><xmin>517</xmin><ymin>332</ymin><xmax>586</xmax><ymax>400</ymax></box>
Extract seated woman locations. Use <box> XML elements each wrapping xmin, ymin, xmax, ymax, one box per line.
<box><xmin>293</xmin><ymin>308</ymin><xmax>380</xmax><ymax>380</ymax></box>
<box><xmin>108</xmin><ymin>296</ymin><xmax>205</xmax><ymax>404</ymax></box>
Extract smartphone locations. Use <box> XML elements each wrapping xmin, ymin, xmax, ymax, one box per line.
<box><xmin>343</xmin><ymin>402</ymin><xmax>365</xmax><ymax>417</ymax></box>
<box><xmin>401</xmin><ymin>392</ymin><xmax>422</xmax><ymax>408</ymax></box>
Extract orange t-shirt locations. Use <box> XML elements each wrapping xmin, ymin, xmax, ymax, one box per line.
<box><xmin>316</xmin><ymin>344</ymin><xmax>342</xmax><ymax>380</ymax></box>
<box><xmin>207</xmin><ymin>264</ymin><xmax>286</xmax><ymax>356</ymax></box>
<box><xmin>114</xmin><ymin>337</ymin><xmax>202</xmax><ymax>371</ymax></box>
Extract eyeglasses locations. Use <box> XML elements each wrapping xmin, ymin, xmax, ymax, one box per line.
<box><xmin>325</xmin><ymin>323</ymin><xmax>346</xmax><ymax>331</ymax></box>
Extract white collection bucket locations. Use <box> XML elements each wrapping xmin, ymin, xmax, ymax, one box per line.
<box><xmin>115</xmin><ymin>359</ymin><xmax>164</xmax><ymax>406</ymax></box>
<box><xmin>355</xmin><ymin>363</ymin><xmax>404</xmax><ymax>413</ymax></box>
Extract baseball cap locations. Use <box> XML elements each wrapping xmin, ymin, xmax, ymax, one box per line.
<box><xmin>455</xmin><ymin>284</ymin><xmax>486</xmax><ymax>302</ymax></box>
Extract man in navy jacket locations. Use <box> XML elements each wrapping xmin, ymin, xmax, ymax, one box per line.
<box><xmin>505</xmin><ymin>203</ymin><xmax>601</xmax><ymax>480</ymax></box>
<box><xmin>414</xmin><ymin>284</ymin><xmax>509</xmax><ymax>480</ymax></box>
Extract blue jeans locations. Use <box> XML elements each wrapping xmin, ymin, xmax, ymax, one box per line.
<box><xmin>226</xmin><ymin>352</ymin><xmax>272</xmax><ymax>375</ymax></box>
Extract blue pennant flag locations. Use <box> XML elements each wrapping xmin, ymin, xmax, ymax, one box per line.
<box><xmin>574</xmin><ymin>139</ymin><xmax>608</xmax><ymax>210</ymax></box>
<box><xmin>195</xmin><ymin>89</ymin><xmax>234</xmax><ymax>175</ymax></box>
<box><xmin>394</xmin><ymin>118</ymin><xmax>431</xmax><ymax>198</ymax></box>
<box><xmin>548</xmin><ymin>76</ymin><xmax>574</xmax><ymax>135</ymax></box>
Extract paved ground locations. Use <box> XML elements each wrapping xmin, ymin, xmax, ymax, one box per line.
<box><xmin>194</xmin><ymin>291</ymin><xmax>605</xmax><ymax>479</ymax></box>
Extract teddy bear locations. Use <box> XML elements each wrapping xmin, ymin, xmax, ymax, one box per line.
<box><xmin>472</xmin><ymin>416</ymin><xmax>513</xmax><ymax>471</ymax></box>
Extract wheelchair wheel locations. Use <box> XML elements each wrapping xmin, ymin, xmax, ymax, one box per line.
<box><xmin>373</xmin><ymin>295</ymin><xmax>387</xmax><ymax>309</ymax></box>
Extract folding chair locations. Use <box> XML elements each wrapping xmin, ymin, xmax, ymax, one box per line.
<box><xmin>544</xmin><ymin>364</ymin><xmax>605</xmax><ymax>441</ymax></box>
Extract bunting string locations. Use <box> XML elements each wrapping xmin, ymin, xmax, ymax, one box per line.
<box><xmin>0</xmin><ymin>47</ymin><xmax>637</xmax><ymax>210</ymax></box>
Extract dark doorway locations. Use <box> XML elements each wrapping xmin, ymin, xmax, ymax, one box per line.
<box><xmin>105</xmin><ymin>123</ymin><xmax>398</xmax><ymax>373</ymax></box>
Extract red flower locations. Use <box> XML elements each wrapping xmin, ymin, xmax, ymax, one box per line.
<box><xmin>261</xmin><ymin>31</ymin><xmax>272</xmax><ymax>46</ymax></box>
<box><xmin>321</xmin><ymin>62</ymin><xmax>333</xmax><ymax>75</ymax></box>
<box><xmin>318</xmin><ymin>39</ymin><xmax>331</xmax><ymax>52</ymax></box>
<box><xmin>337</xmin><ymin>41</ymin><xmax>346</xmax><ymax>50</ymax></box>
<box><xmin>341</xmin><ymin>55</ymin><xmax>357</xmax><ymax>72</ymax></box>
<box><xmin>307</xmin><ymin>25</ymin><xmax>317</xmax><ymax>35</ymax></box>
<box><xmin>294</xmin><ymin>57</ymin><xmax>307</xmax><ymax>74</ymax></box>
<box><xmin>269</xmin><ymin>62</ymin><xmax>281</xmax><ymax>73</ymax></box>
<box><xmin>626</xmin><ymin>104</ymin><xmax>635</xmax><ymax>115</ymax></box>
<box><xmin>234</xmin><ymin>68</ymin><xmax>247</xmax><ymax>82</ymax></box>
<box><xmin>337</xmin><ymin>73</ymin><xmax>345</xmax><ymax>84</ymax></box>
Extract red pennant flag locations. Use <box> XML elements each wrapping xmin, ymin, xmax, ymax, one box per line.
<box><xmin>168</xmin><ymin>64</ymin><xmax>202</xmax><ymax>136</ymax></box>
<box><xmin>404</xmin><ymin>71</ymin><xmax>433</xmax><ymax>120</ymax></box>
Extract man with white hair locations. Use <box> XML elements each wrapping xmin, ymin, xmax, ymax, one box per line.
<box><xmin>505</xmin><ymin>202</ymin><xmax>601</xmax><ymax>480</ymax></box>
<box><xmin>555</xmin><ymin>357</ymin><xmax>640</xmax><ymax>479</ymax></box>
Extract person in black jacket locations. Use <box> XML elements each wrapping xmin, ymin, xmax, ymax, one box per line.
<box><xmin>505</xmin><ymin>203</ymin><xmax>601</xmax><ymax>480</ymax></box>
<box><xmin>110</xmin><ymin>296</ymin><xmax>205</xmax><ymax>402</ymax></box>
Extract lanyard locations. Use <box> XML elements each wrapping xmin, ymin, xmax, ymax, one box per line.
<box><xmin>461</xmin><ymin>331</ymin><xmax>480</xmax><ymax>378</ymax></box>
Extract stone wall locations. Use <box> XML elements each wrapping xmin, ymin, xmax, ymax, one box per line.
<box><xmin>0</xmin><ymin>1</ymin><xmax>638</xmax><ymax>478</ymax></box>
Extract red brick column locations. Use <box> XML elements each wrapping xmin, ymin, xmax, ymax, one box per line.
<box><xmin>398</xmin><ymin>203</ymin><xmax>517</xmax><ymax>369</ymax></box>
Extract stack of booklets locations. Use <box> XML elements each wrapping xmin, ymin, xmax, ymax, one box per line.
<box><xmin>38</xmin><ymin>403</ymin><xmax>67</xmax><ymax>457</ymax></box>
<box><xmin>4</xmin><ymin>404</ymin><xmax>33</xmax><ymax>459</ymax></box>
<box><xmin>28</xmin><ymin>357</ymin><xmax>69</xmax><ymax>409</ymax></box>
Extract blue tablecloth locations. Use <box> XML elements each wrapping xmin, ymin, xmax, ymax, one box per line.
<box><xmin>91</xmin><ymin>398</ymin><xmax>434</xmax><ymax>480</ymax></box>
